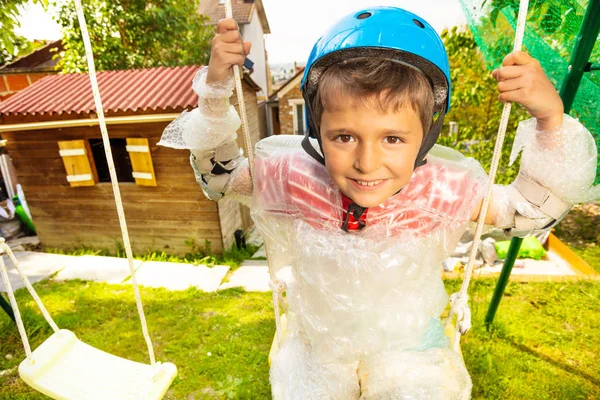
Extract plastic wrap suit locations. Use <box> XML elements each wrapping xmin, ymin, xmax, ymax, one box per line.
<box><xmin>159</xmin><ymin>68</ymin><xmax>600</xmax><ymax>399</ymax></box>
<box><xmin>238</xmin><ymin>113</ymin><xmax>598</xmax><ymax>399</ymax></box>
<box><xmin>250</xmin><ymin>139</ymin><xmax>485</xmax><ymax>400</ymax></box>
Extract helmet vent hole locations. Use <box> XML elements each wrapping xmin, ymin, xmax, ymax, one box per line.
<box><xmin>413</xmin><ymin>19</ymin><xmax>425</xmax><ymax>28</ymax></box>
<box><xmin>357</xmin><ymin>12</ymin><xmax>372</xmax><ymax>20</ymax></box>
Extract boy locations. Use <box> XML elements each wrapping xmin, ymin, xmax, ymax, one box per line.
<box><xmin>159</xmin><ymin>7</ymin><xmax>599</xmax><ymax>399</ymax></box>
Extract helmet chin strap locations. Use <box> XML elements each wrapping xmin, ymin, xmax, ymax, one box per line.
<box><xmin>414</xmin><ymin>104</ymin><xmax>447</xmax><ymax>168</ymax></box>
<box><xmin>302</xmin><ymin>99</ymin><xmax>327</xmax><ymax>165</ymax></box>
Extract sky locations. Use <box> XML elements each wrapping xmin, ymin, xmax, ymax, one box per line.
<box><xmin>16</xmin><ymin>0</ymin><xmax>467</xmax><ymax>64</ymax></box>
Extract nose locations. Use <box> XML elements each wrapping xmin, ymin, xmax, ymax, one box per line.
<box><xmin>353</xmin><ymin>142</ymin><xmax>382</xmax><ymax>174</ymax></box>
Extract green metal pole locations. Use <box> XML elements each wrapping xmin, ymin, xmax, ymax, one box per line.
<box><xmin>0</xmin><ymin>293</ymin><xmax>15</xmax><ymax>322</ymax></box>
<box><xmin>485</xmin><ymin>238</ymin><xmax>522</xmax><ymax>328</ymax></box>
<box><xmin>560</xmin><ymin>0</ymin><xmax>600</xmax><ymax>114</ymax></box>
<box><xmin>485</xmin><ymin>0</ymin><xmax>600</xmax><ymax>329</ymax></box>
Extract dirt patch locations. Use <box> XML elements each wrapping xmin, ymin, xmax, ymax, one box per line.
<box><xmin>554</xmin><ymin>202</ymin><xmax>600</xmax><ymax>247</ymax></box>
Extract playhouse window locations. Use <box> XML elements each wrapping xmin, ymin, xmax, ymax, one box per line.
<box><xmin>89</xmin><ymin>139</ymin><xmax>135</xmax><ymax>183</ymax></box>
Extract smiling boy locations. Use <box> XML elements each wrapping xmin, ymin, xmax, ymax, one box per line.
<box><xmin>159</xmin><ymin>6</ymin><xmax>599</xmax><ymax>399</ymax></box>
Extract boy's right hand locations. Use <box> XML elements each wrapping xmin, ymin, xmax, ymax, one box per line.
<box><xmin>206</xmin><ymin>18</ymin><xmax>252</xmax><ymax>84</ymax></box>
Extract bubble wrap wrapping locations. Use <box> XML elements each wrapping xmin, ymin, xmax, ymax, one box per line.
<box><xmin>250</xmin><ymin>137</ymin><xmax>487</xmax><ymax>398</ymax></box>
<box><xmin>510</xmin><ymin>114</ymin><xmax>600</xmax><ymax>203</ymax></box>
<box><xmin>191</xmin><ymin>66</ymin><xmax>234</xmax><ymax>99</ymax></box>
<box><xmin>157</xmin><ymin>67</ymin><xmax>240</xmax><ymax>150</ymax></box>
<box><xmin>489</xmin><ymin>115</ymin><xmax>598</xmax><ymax>234</ymax></box>
<box><xmin>270</xmin><ymin>332</ymin><xmax>361</xmax><ymax>399</ymax></box>
<box><xmin>490</xmin><ymin>184</ymin><xmax>554</xmax><ymax>231</ymax></box>
<box><xmin>358</xmin><ymin>347</ymin><xmax>472</xmax><ymax>399</ymax></box>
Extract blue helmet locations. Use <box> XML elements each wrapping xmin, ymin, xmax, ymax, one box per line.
<box><xmin>300</xmin><ymin>6</ymin><xmax>451</xmax><ymax>168</ymax></box>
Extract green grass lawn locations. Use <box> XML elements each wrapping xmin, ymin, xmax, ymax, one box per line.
<box><xmin>1</xmin><ymin>277</ymin><xmax>599</xmax><ymax>399</ymax></box>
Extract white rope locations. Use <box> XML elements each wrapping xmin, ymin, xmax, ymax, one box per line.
<box><xmin>0</xmin><ymin>238</ymin><xmax>61</xmax><ymax>362</ymax></box>
<box><xmin>224</xmin><ymin>0</ymin><xmax>283</xmax><ymax>346</ymax></box>
<box><xmin>73</xmin><ymin>0</ymin><xmax>156</xmax><ymax>365</ymax></box>
<box><xmin>224</xmin><ymin>1</ymin><xmax>255</xmax><ymax>180</ymax></box>
<box><xmin>268</xmin><ymin>274</ymin><xmax>288</xmax><ymax>343</ymax></box>
<box><xmin>0</xmin><ymin>241</ymin><xmax>32</xmax><ymax>360</ymax></box>
<box><xmin>449</xmin><ymin>0</ymin><xmax>530</xmax><ymax>352</ymax></box>
<box><xmin>2</xmin><ymin>240</ymin><xmax>59</xmax><ymax>333</ymax></box>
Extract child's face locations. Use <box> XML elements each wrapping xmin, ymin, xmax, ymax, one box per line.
<box><xmin>320</xmin><ymin>103</ymin><xmax>423</xmax><ymax>208</ymax></box>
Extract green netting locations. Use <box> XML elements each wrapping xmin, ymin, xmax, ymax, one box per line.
<box><xmin>459</xmin><ymin>0</ymin><xmax>600</xmax><ymax>184</ymax></box>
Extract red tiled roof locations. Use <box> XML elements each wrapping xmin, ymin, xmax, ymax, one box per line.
<box><xmin>0</xmin><ymin>66</ymin><xmax>202</xmax><ymax>117</ymax></box>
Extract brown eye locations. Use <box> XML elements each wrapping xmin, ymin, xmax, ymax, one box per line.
<box><xmin>336</xmin><ymin>135</ymin><xmax>353</xmax><ymax>143</ymax></box>
<box><xmin>385</xmin><ymin>136</ymin><xmax>402</xmax><ymax>144</ymax></box>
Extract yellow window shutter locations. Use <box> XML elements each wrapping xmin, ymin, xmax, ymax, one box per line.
<box><xmin>58</xmin><ymin>140</ymin><xmax>97</xmax><ymax>187</ymax></box>
<box><xmin>126</xmin><ymin>138</ymin><xmax>157</xmax><ymax>187</ymax></box>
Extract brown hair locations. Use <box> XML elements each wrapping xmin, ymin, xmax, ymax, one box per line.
<box><xmin>313</xmin><ymin>58</ymin><xmax>435</xmax><ymax>136</ymax></box>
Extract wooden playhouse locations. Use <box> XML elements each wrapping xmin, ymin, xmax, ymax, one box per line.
<box><xmin>0</xmin><ymin>65</ymin><xmax>263</xmax><ymax>254</ymax></box>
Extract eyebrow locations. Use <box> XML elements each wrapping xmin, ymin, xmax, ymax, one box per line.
<box><xmin>324</xmin><ymin>128</ymin><xmax>414</xmax><ymax>137</ymax></box>
<box><xmin>383</xmin><ymin>129</ymin><xmax>413</xmax><ymax>136</ymax></box>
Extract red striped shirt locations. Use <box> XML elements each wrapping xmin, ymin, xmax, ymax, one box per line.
<box><xmin>254</xmin><ymin>150</ymin><xmax>482</xmax><ymax>237</ymax></box>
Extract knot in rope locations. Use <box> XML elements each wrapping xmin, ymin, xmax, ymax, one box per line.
<box><xmin>269</xmin><ymin>278</ymin><xmax>288</xmax><ymax>316</ymax></box>
<box><xmin>449</xmin><ymin>292</ymin><xmax>471</xmax><ymax>335</ymax></box>
<box><xmin>269</xmin><ymin>279</ymin><xmax>287</xmax><ymax>294</ymax></box>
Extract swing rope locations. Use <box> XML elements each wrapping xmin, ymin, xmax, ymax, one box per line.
<box><xmin>74</xmin><ymin>0</ymin><xmax>156</xmax><ymax>365</ymax></box>
<box><xmin>224</xmin><ymin>0</ymin><xmax>285</xmax><ymax>345</ymax></box>
<box><xmin>1</xmin><ymin>0</ymin><xmax>159</xmax><ymax>367</ymax></box>
<box><xmin>0</xmin><ymin>238</ymin><xmax>59</xmax><ymax>362</ymax></box>
<box><xmin>449</xmin><ymin>0</ymin><xmax>530</xmax><ymax>352</ymax></box>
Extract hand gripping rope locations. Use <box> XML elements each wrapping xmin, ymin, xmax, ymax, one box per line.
<box><xmin>223</xmin><ymin>0</ymin><xmax>286</xmax><ymax>345</ymax></box>
<box><xmin>448</xmin><ymin>0</ymin><xmax>530</xmax><ymax>351</ymax></box>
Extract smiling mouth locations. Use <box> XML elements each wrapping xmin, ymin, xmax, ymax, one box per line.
<box><xmin>356</xmin><ymin>179</ymin><xmax>383</xmax><ymax>186</ymax></box>
<box><xmin>349</xmin><ymin>178</ymin><xmax>388</xmax><ymax>189</ymax></box>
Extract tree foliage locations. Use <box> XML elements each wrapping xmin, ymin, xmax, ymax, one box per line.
<box><xmin>0</xmin><ymin>0</ymin><xmax>48</xmax><ymax>58</ymax></box>
<box><xmin>52</xmin><ymin>0</ymin><xmax>214</xmax><ymax>72</ymax></box>
<box><xmin>440</xmin><ymin>27</ymin><xmax>529</xmax><ymax>184</ymax></box>
<box><xmin>0</xmin><ymin>36</ymin><xmax>48</xmax><ymax>66</ymax></box>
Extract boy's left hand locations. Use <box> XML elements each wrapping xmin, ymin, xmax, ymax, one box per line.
<box><xmin>492</xmin><ymin>51</ymin><xmax>564</xmax><ymax>131</ymax></box>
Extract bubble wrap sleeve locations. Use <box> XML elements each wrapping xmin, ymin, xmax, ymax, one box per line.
<box><xmin>189</xmin><ymin>148</ymin><xmax>252</xmax><ymax>206</ymax></box>
<box><xmin>490</xmin><ymin>183</ymin><xmax>555</xmax><ymax>232</ymax></box>
<box><xmin>509</xmin><ymin>114</ymin><xmax>600</xmax><ymax>203</ymax></box>
<box><xmin>158</xmin><ymin>67</ymin><xmax>241</xmax><ymax>150</ymax></box>
<box><xmin>491</xmin><ymin>115</ymin><xmax>599</xmax><ymax>235</ymax></box>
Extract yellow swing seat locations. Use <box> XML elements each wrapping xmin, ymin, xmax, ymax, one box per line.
<box><xmin>19</xmin><ymin>329</ymin><xmax>177</xmax><ymax>400</ymax></box>
<box><xmin>268</xmin><ymin>314</ymin><xmax>463</xmax><ymax>366</ymax></box>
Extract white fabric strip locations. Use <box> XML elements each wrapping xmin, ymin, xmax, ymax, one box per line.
<box><xmin>126</xmin><ymin>145</ymin><xmax>150</xmax><ymax>153</ymax></box>
<box><xmin>66</xmin><ymin>174</ymin><xmax>93</xmax><ymax>183</ymax></box>
<box><xmin>59</xmin><ymin>149</ymin><xmax>86</xmax><ymax>157</ymax></box>
<box><xmin>132</xmin><ymin>172</ymin><xmax>153</xmax><ymax>180</ymax></box>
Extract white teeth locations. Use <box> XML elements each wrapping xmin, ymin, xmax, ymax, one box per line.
<box><xmin>356</xmin><ymin>179</ymin><xmax>382</xmax><ymax>187</ymax></box>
